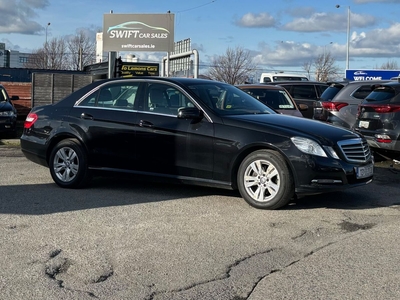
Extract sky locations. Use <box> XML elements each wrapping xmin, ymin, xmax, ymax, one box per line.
<box><xmin>1</xmin><ymin>0</ymin><xmax>400</xmax><ymax>78</ymax></box>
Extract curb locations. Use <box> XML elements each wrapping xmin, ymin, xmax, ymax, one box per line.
<box><xmin>0</xmin><ymin>139</ymin><xmax>21</xmax><ymax>147</ymax></box>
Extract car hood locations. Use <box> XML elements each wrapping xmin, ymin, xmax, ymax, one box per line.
<box><xmin>0</xmin><ymin>101</ymin><xmax>13</xmax><ymax>111</ymax></box>
<box><xmin>224</xmin><ymin>114</ymin><xmax>360</xmax><ymax>145</ymax></box>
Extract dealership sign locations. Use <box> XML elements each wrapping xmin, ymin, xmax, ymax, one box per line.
<box><xmin>346</xmin><ymin>69</ymin><xmax>400</xmax><ymax>81</ymax></box>
<box><xmin>103</xmin><ymin>14</ymin><xmax>174</xmax><ymax>52</ymax></box>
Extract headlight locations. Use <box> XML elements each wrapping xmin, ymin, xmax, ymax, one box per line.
<box><xmin>0</xmin><ymin>111</ymin><xmax>15</xmax><ymax>117</ymax></box>
<box><xmin>291</xmin><ymin>137</ymin><xmax>327</xmax><ymax>157</ymax></box>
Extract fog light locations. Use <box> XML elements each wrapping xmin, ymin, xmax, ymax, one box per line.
<box><xmin>375</xmin><ymin>134</ymin><xmax>392</xmax><ymax>143</ymax></box>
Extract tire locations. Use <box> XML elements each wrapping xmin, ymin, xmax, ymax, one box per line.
<box><xmin>237</xmin><ymin>150</ymin><xmax>294</xmax><ymax>209</ymax></box>
<box><xmin>49</xmin><ymin>139</ymin><xmax>92</xmax><ymax>188</ymax></box>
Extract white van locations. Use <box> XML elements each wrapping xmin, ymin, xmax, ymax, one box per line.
<box><xmin>260</xmin><ymin>72</ymin><xmax>309</xmax><ymax>83</ymax></box>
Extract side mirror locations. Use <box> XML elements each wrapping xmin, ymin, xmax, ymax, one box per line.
<box><xmin>10</xmin><ymin>95</ymin><xmax>19</xmax><ymax>100</ymax></box>
<box><xmin>178</xmin><ymin>107</ymin><xmax>203</xmax><ymax>121</ymax></box>
<box><xmin>298</xmin><ymin>103</ymin><xmax>308</xmax><ymax>111</ymax></box>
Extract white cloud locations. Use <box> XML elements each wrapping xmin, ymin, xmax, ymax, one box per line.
<box><xmin>235</xmin><ymin>13</ymin><xmax>276</xmax><ymax>28</ymax></box>
<box><xmin>0</xmin><ymin>0</ymin><xmax>50</xmax><ymax>34</ymax></box>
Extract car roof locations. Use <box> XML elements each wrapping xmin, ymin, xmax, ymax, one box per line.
<box><xmin>371</xmin><ymin>80</ymin><xmax>400</xmax><ymax>91</ymax></box>
<box><xmin>236</xmin><ymin>84</ymin><xmax>286</xmax><ymax>90</ymax></box>
<box><xmin>264</xmin><ymin>81</ymin><xmax>328</xmax><ymax>85</ymax></box>
<box><xmin>90</xmin><ymin>77</ymin><xmax>222</xmax><ymax>88</ymax></box>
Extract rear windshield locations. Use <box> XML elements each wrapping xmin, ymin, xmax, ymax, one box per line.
<box><xmin>240</xmin><ymin>88</ymin><xmax>295</xmax><ymax>110</ymax></box>
<box><xmin>320</xmin><ymin>85</ymin><xmax>343</xmax><ymax>101</ymax></box>
<box><xmin>364</xmin><ymin>87</ymin><xmax>397</xmax><ymax>103</ymax></box>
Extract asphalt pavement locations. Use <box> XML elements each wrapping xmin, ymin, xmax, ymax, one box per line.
<box><xmin>3</xmin><ymin>121</ymin><xmax>400</xmax><ymax>299</ymax></box>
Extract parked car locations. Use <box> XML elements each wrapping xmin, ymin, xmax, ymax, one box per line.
<box><xmin>236</xmin><ymin>84</ymin><xmax>305</xmax><ymax>117</ymax></box>
<box><xmin>313</xmin><ymin>80</ymin><xmax>390</xmax><ymax>129</ymax></box>
<box><xmin>354</xmin><ymin>80</ymin><xmax>400</xmax><ymax>155</ymax></box>
<box><xmin>265</xmin><ymin>81</ymin><xmax>329</xmax><ymax>118</ymax></box>
<box><xmin>20</xmin><ymin>77</ymin><xmax>373</xmax><ymax>210</ymax></box>
<box><xmin>0</xmin><ymin>84</ymin><xmax>19</xmax><ymax>137</ymax></box>
<box><xmin>259</xmin><ymin>72</ymin><xmax>309</xmax><ymax>83</ymax></box>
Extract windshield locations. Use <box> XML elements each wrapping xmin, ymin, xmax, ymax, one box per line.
<box><xmin>0</xmin><ymin>88</ymin><xmax>7</xmax><ymax>102</ymax></box>
<box><xmin>188</xmin><ymin>82</ymin><xmax>276</xmax><ymax>116</ymax></box>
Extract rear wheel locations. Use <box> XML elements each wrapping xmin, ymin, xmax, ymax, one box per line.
<box><xmin>49</xmin><ymin>139</ymin><xmax>92</xmax><ymax>188</ymax></box>
<box><xmin>237</xmin><ymin>150</ymin><xmax>294</xmax><ymax>209</ymax></box>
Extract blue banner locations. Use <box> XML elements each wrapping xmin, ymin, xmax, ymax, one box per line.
<box><xmin>346</xmin><ymin>69</ymin><xmax>400</xmax><ymax>81</ymax></box>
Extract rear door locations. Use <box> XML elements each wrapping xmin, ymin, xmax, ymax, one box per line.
<box><xmin>70</xmin><ymin>80</ymin><xmax>141</xmax><ymax>170</ymax></box>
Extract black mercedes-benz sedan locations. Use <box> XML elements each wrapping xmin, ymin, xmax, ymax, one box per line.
<box><xmin>20</xmin><ymin>77</ymin><xmax>373</xmax><ymax>209</ymax></box>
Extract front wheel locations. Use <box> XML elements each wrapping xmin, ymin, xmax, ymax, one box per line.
<box><xmin>237</xmin><ymin>150</ymin><xmax>294</xmax><ymax>209</ymax></box>
<box><xmin>49</xmin><ymin>139</ymin><xmax>92</xmax><ymax>188</ymax></box>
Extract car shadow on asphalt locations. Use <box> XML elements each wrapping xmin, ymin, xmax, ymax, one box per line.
<box><xmin>1</xmin><ymin>167</ymin><xmax>399</xmax><ymax>215</ymax></box>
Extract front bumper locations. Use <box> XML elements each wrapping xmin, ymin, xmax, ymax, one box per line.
<box><xmin>291</xmin><ymin>154</ymin><xmax>373</xmax><ymax>196</ymax></box>
<box><xmin>0</xmin><ymin>117</ymin><xmax>17</xmax><ymax>133</ymax></box>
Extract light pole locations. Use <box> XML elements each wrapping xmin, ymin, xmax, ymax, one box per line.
<box><xmin>45</xmin><ymin>22</ymin><xmax>50</xmax><ymax>69</ymax></box>
<box><xmin>45</xmin><ymin>22</ymin><xmax>50</xmax><ymax>46</ymax></box>
<box><xmin>323</xmin><ymin>42</ymin><xmax>333</xmax><ymax>58</ymax></box>
<box><xmin>336</xmin><ymin>5</ymin><xmax>350</xmax><ymax>70</ymax></box>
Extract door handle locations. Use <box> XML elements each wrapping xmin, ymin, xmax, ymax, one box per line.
<box><xmin>80</xmin><ymin>113</ymin><xmax>93</xmax><ymax>120</ymax></box>
<box><xmin>139</xmin><ymin>120</ymin><xmax>154</xmax><ymax>128</ymax></box>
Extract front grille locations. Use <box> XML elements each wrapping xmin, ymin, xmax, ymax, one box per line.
<box><xmin>338</xmin><ymin>138</ymin><xmax>371</xmax><ymax>163</ymax></box>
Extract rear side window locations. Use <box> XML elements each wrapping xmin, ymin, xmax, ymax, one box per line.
<box><xmin>77</xmin><ymin>82</ymin><xmax>140</xmax><ymax>110</ymax></box>
<box><xmin>290</xmin><ymin>85</ymin><xmax>317</xmax><ymax>99</ymax></box>
<box><xmin>352</xmin><ymin>85</ymin><xmax>376</xmax><ymax>99</ymax></box>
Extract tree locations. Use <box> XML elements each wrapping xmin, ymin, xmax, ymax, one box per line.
<box><xmin>67</xmin><ymin>29</ymin><xmax>96</xmax><ymax>71</ymax></box>
<box><xmin>24</xmin><ymin>29</ymin><xmax>96</xmax><ymax>70</ymax></box>
<box><xmin>206</xmin><ymin>46</ymin><xmax>256</xmax><ymax>85</ymax></box>
<box><xmin>24</xmin><ymin>37</ymin><xmax>69</xmax><ymax>70</ymax></box>
<box><xmin>46</xmin><ymin>37</ymin><xmax>69</xmax><ymax>70</ymax></box>
<box><xmin>302</xmin><ymin>60</ymin><xmax>312</xmax><ymax>80</ymax></box>
<box><xmin>312</xmin><ymin>51</ymin><xmax>340</xmax><ymax>82</ymax></box>
<box><xmin>378</xmin><ymin>60</ymin><xmax>399</xmax><ymax>70</ymax></box>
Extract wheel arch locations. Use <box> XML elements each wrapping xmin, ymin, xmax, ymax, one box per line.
<box><xmin>230</xmin><ymin>143</ymin><xmax>297</xmax><ymax>190</ymax></box>
<box><xmin>45</xmin><ymin>133</ymin><xmax>88</xmax><ymax>166</ymax></box>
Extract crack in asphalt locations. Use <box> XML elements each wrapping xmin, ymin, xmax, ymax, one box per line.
<box><xmin>148</xmin><ymin>220</ymin><xmax>378</xmax><ymax>300</ymax></box>
<box><xmin>44</xmin><ymin>248</ymin><xmax>113</xmax><ymax>299</ymax></box>
<box><xmin>147</xmin><ymin>249</ymin><xmax>276</xmax><ymax>300</ymax></box>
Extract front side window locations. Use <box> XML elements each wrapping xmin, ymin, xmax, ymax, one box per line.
<box><xmin>143</xmin><ymin>83</ymin><xmax>192</xmax><ymax>115</ymax></box>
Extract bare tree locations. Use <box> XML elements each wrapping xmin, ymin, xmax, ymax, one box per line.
<box><xmin>377</xmin><ymin>60</ymin><xmax>399</xmax><ymax>70</ymax></box>
<box><xmin>206</xmin><ymin>46</ymin><xmax>256</xmax><ymax>85</ymax></box>
<box><xmin>313</xmin><ymin>51</ymin><xmax>340</xmax><ymax>82</ymax></box>
<box><xmin>67</xmin><ymin>29</ymin><xmax>96</xmax><ymax>71</ymax></box>
<box><xmin>46</xmin><ymin>37</ymin><xmax>69</xmax><ymax>70</ymax></box>
<box><xmin>24</xmin><ymin>37</ymin><xmax>69</xmax><ymax>70</ymax></box>
<box><xmin>302</xmin><ymin>60</ymin><xmax>312</xmax><ymax>80</ymax></box>
<box><xmin>24</xmin><ymin>48</ymin><xmax>47</xmax><ymax>69</ymax></box>
<box><xmin>24</xmin><ymin>29</ymin><xmax>96</xmax><ymax>70</ymax></box>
